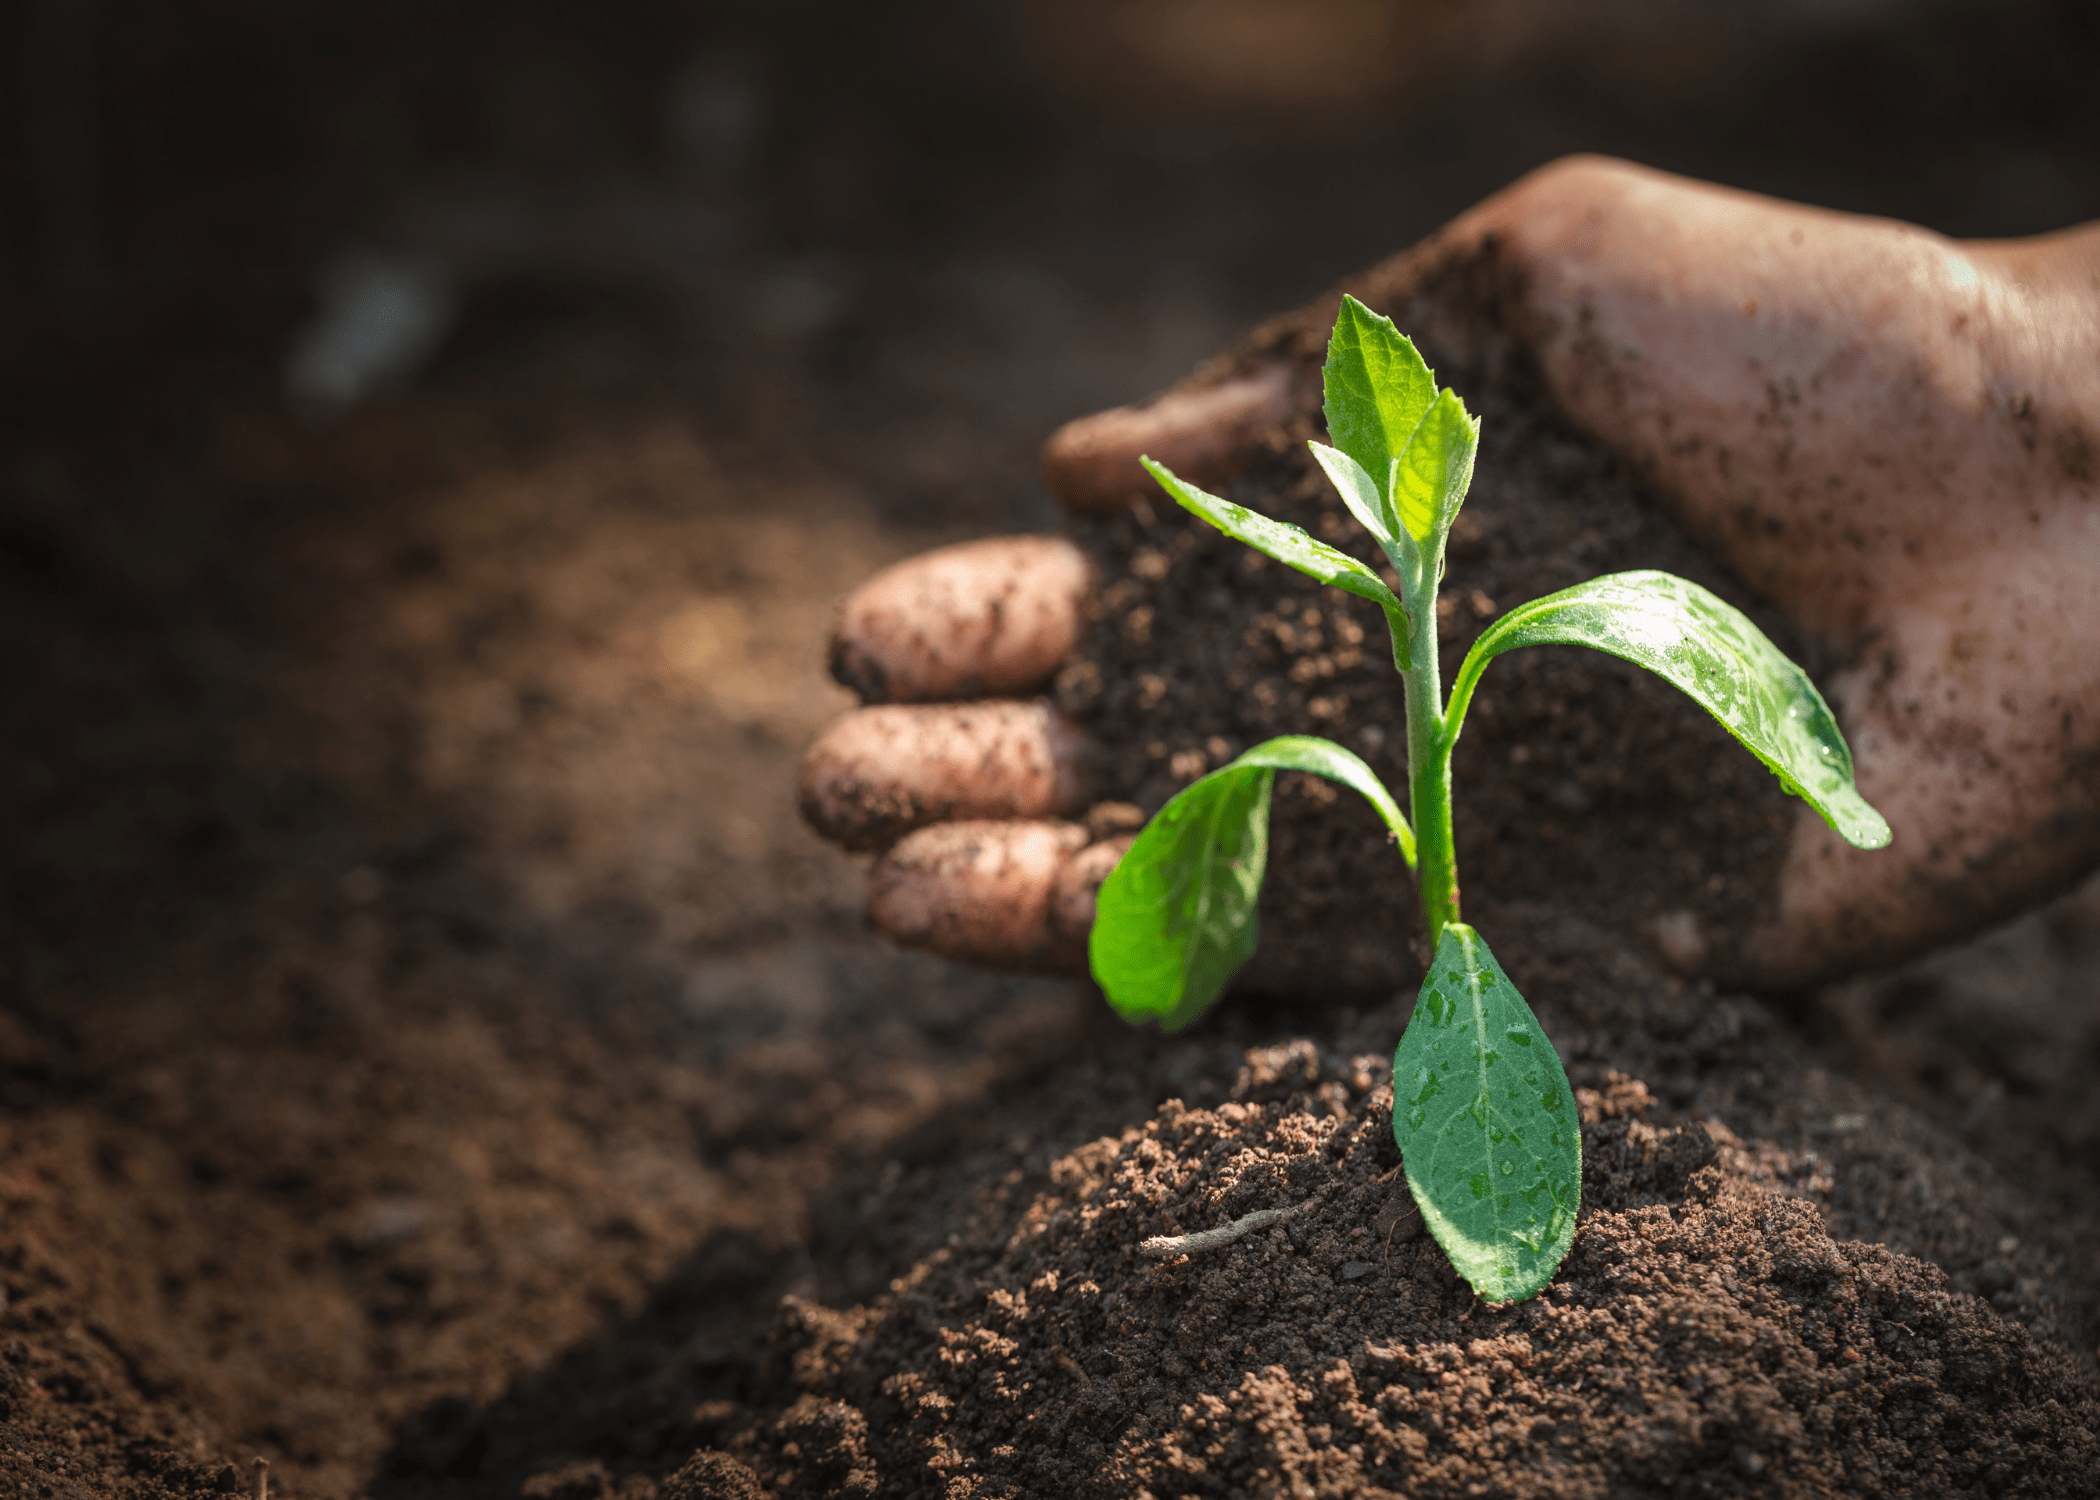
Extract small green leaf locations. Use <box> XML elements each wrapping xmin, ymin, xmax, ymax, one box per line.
<box><xmin>1389</xmin><ymin>387</ymin><xmax>1479</xmax><ymax>547</ymax></box>
<box><xmin>1393</xmin><ymin>924</ymin><xmax>1579</xmax><ymax>1303</ymax></box>
<box><xmin>1447</xmin><ymin>570</ymin><xmax>1891</xmax><ymax>849</ymax></box>
<box><xmin>1090</xmin><ymin>762</ymin><xmax>1271</xmax><ymax>1031</ymax></box>
<box><xmin>1323</xmin><ymin>295</ymin><xmax>1435</xmax><ymax>520</ymax></box>
<box><xmin>1307</xmin><ymin>441</ymin><xmax>1395</xmax><ymax>545</ymax></box>
<box><xmin>1090</xmin><ymin>736</ymin><xmax>1413</xmax><ymax>1029</ymax></box>
<box><xmin>1142</xmin><ymin>458</ymin><xmax>1405</xmax><ymax>616</ymax></box>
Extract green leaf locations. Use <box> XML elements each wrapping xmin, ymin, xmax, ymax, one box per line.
<box><xmin>1323</xmin><ymin>295</ymin><xmax>1435</xmax><ymax>524</ymax></box>
<box><xmin>1447</xmin><ymin>570</ymin><xmax>1891</xmax><ymax>849</ymax></box>
<box><xmin>1393</xmin><ymin>923</ymin><xmax>1579</xmax><ymax>1303</ymax></box>
<box><xmin>1307</xmin><ymin>441</ymin><xmax>1395</xmax><ymax>545</ymax></box>
<box><xmin>1090</xmin><ymin>736</ymin><xmax>1413</xmax><ymax>1029</ymax></box>
<box><xmin>1090</xmin><ymin>762</ymin><xmax>1271</xmax><ymax>1031</ymax></box>
<box><xmin>1141</xmin><ymin>458</ymin><xmax>1405</xmax><ymax>617</ymax></box>
<box><xmin>1388</xmin><ymin>387</ymin><xmax>1479</xmax><ymax>547</ymax></box>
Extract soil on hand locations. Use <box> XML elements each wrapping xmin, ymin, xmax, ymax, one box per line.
<box><xmin>1058</xmin><ymin>243</ymin><xmax>1809</xmax><ymax>998</ymax></box>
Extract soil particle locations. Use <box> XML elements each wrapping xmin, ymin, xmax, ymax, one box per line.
<box><xmin>662</xmin><ymin>1451</ymin><xmax>769</xmax><ymax>1499</ymax></box>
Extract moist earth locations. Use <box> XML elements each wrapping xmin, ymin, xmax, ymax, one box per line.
<box><xmin>6</xmin><ymin>118</ymin><xmax>2100</xmax><ymax>1500</ymax></box>
<box><xmin>711</xmin><ymin>938</ymin><xmax>2100</xmax><ymax>1497</ymax></box>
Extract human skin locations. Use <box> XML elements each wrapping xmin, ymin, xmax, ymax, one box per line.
<box><xmin>798</xmin><ymin>156</ymin><xmax>2100</xmax><ymax>990</ymax></box>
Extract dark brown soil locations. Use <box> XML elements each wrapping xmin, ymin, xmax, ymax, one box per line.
<box><xmin>5</xmin><ymin>7</ymin><xmax>2100</xmax><ymax>1497</ymax></box>
<box><xmin>714</xmin><ymin>925</ymin><xmax>2100</xmax><ymax>1496</ymax></box>
<box><xmin>0</xmin><ymin>286</ymin><xmax>2091</xmax><ymax>1500</ymax></box>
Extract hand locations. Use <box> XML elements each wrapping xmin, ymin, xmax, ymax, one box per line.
<box><xmin>799</xmin><ymin>155</ymin><xmax>2100</xmax><ymax>990</ymax></box>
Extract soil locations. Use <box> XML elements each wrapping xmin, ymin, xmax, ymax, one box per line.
<box><xmin>5</xmin><ymin>6</ymin><xmax>2100</xmax><ymax>1498</ymax></box>
<box><xmin>720</xmin><ymin>961</ymin><xmax>2100</xmax><ymax>1498</ymax></box>
<box><xmin>1</xmin><ymin>240</ymin><xmax>2096</xmax><ymax>1500</ymax></box>
<box><xmin>0</xmin><ymin>344</ymin><xmax>1094</xmax><ymax>1499</ymax></box>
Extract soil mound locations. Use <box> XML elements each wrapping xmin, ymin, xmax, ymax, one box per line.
<box><xmin>709</xmin><ymin>917</ymin><xmax>2100</xmax><ymax>1497</ymax></box>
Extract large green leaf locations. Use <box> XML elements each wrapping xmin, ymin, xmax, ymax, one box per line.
<box><xmin>1141</xmin><ymin>458</ymin><xmax>1405</xmax><ymax>619</ymax></box>
<box><xmin>1446</xmin><ymin>570</ymin><xmax>1891</xmax><ymax>849</ymax></box>
<box><xmin>1090</xmin><ymin>737</ymin><xmax>1413</xmax><ymax>1030</ymax></box>
<box><xmin>1394</xmin><ymin>923</ymin><xmax>1579</xmax><ymax>1303</ymax></box>
<box><xmin>1322</xmin><ymin>295</ymin><xmax>1435</xmax><ymax>525</ymax></box>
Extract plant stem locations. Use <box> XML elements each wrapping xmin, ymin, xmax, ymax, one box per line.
<box><xmin>1394</xmin><ymin>592</ymin><xmax>1459</xmax><ymax>946</ymax></box>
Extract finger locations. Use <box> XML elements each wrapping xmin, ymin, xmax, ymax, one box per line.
<box><xmin>869</xmin><ymin>820</ymin><xmax>1091</xmax><ymax>968</ymax></box>
<box><xmin>1049</xmin><ymin>835</ymin><xmax>1136</xmax><ymax>948</ymax></box>
<box><xmin>1961</xmin><ymin>217</ymin><xmax>2100</xmax><ymax>288</ymax></box>
<box><xmin>1040</xmin><ymin>365</ymin><xmax>1297</xmax><ymax>515</ymax></box>
<box><xmin>828</xmin><ymin>535</ymin><xmax>1091</xmax><ymax>704</ymax></box>
<box><xmin>798</xmin><ymin>699</ymin><xmax>1089</xmax><ymax>852</ymax></box>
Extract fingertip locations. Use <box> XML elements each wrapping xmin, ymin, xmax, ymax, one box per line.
<box><xmin>798</xmin><ymin>700</ymin><xmax>1091</xmax><ymax>851</ymax></box>
<box><xmin>829</xmin><ymin>536</ymin><xmax>1092</xmax><ymax>704</ymax></box>
<box><xmin>1049</xmin><ymin>834</ymin><xmax>1136</xmax><ymax>949</ymax></box>
<box><xmin>869</xmin><ymin>820</ymin><xmax>1091</xmax><ymax>969</ymax></box>
<box><xmin>1041</xmin><ymin>365</ymin><xmax>1297</xmax><ymax>515</ymax></box>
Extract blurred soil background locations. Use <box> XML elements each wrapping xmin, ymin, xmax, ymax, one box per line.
<box><xmin>0</xmin><ymin>1</ymin><xmax>2097</xmax><ymax>1495</ymax></box>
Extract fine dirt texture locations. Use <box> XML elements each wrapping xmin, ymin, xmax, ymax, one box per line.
<box><xmin>0</xmin><ymin>342</ymin><xmax>1078</xmax><ymax>1499</ymax></box>
<box><xmin>719</xmin><ymin>921</ymin><xmax>2100</xmax><ymax>1496</ymax></box>
<box><xmin>3</xmin><ymin>244</ymin><xmax>2096</xmax><ymax>1500</ymax></box>
<box><xmin>1057</xmin><ymin>243</ymin><xmax>1808</xmax><ymax>998</ymax></box>
<box><xmin>7</xmin><ymin>5</ymin><xmax>2100</xmax><ymax>1493</ymax></box>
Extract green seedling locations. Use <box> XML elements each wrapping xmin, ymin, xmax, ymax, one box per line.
<box><xmin>1090</xmin><ymin>295</ymin><xmax>1892</xmax><ymax>1303</ymax></box>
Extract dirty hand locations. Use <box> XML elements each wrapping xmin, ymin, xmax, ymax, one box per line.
<box><xmin>799</xmin><ymin>155</ymin><xmax>2100</xmax><ymax>990</ymax></box>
